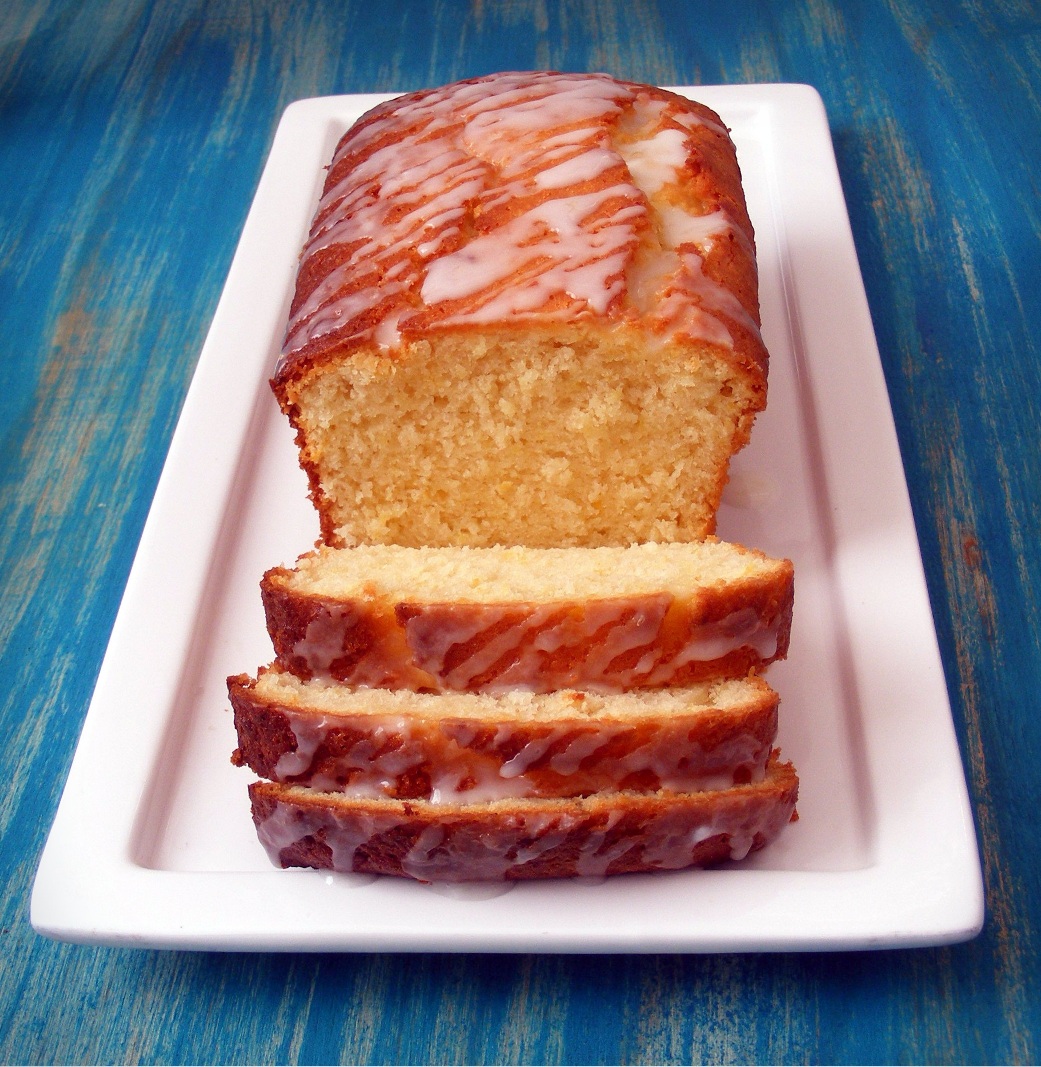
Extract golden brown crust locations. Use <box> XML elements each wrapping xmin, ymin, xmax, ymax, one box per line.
<box><xmin>229</xmin><ymin>670</ymin><xmax>779</xmax><ymax>798</ymax></box>
<box><xmin>247</xmin><ymin>757</ymin><xmax>799</xmax><ymax>882</ymax></box>
<box><xmin>272</xmin><ymin>74</ymin><xmax>767</xmax><ymax>389</ymax></box>
<box><xmin>260</xmin><ymin>561</ymin><xmax>794</xmax><ymax>693</ymax></box>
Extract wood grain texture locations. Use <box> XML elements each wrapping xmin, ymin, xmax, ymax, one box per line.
<box><xmin>2</xmin><ymin>0</ymin><xmax>1040</xmax><ymax>1063</ymax></box>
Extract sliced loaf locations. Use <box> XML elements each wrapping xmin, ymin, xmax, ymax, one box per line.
<box><xmin>230</xmin><ymin>669</ymin><xmax>780</xmax><ymax>799</ymax></box>
<box><xmin>248</xmin><ymin>755</ymin><xmax>799</xmax><ymax>882</ymax></box>
<box><xmin>262</xmin><ymin>541</ymin><xmax>794</xmax><ymax>693</ymax></box>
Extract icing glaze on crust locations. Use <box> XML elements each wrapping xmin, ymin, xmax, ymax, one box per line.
<box><xmin>229</xmin><ymin>674</ymin><xmax>779</xmax><ymax>799</ymax></box>
<box><xmin>261</xmin><ymin>574</ymin><xmax>794</xmax><ymax>694</ymax></box>
<box><xmin>247</xmin><ymin>757</ymin><xmax>799</xmax><ymax>882</ymax></box>
<box><xmin>275</xmin><ymin>71</ymin><xmax>765</xmax><ymax>382</ymax></box>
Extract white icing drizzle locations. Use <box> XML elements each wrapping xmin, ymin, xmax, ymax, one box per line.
<box><xmin>399</xmin><ymin>600</ymin><xmax>780</xmax><ymax>691</ymax></box>
<box><xmin>658</xmin><ymin>205</ymin><xmax>730</xmax><ymax>249</ymax></box>
<box><xmin>265</xmin><ymin>703</ymin><xmax>771</xmax><ymax>802</ymax></box>
<box><xmin>401</xmin><ymin>824</ymin><xmax>448</xmax><ymax>880</ymax></box>
<box><xmin>533</xmin><ymin>147</ymin><xmax>619</xmax><ymax>190</ymax></box>
<box><xmin>277</xmin><ymin>71</ymin><xmax>762</xmax><ymax>369</ymax></box>
<box><xmin>292</xmin><ymin>604</ymin><xmax>411</xmax><ymax>688</ymax></box>
<box><xmin>615</xmin><ymin>126</ymin><xmax>688</xmax><ymax>195</ymax></box>
<box><xmin>404</xmin><ymin>599</ymin><xmax>667</xmax><ymax>691</ymax></box>
<box><xmin>253</xmin><ymin>782</ymin><xmax>796</xmax><ymax>881</ymax></box>
<box><xmin>294</xmin><ymin>605</ymin><xmax>358</xmax><ymax>673</ymax></box>
<box><xmin>286</xmin><ymin>595</ymin><xmax>781</xmax><ymax>692</ymax></box>
<box><xmin>419</xmin><ymin>185</ymin><xmax>644</xmax><ymax>322</ymax></box>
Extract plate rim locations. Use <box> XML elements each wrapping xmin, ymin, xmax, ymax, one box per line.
<box><xmin>30</xmin><ymin>82</ymin><xmax>984</xmax><ymax>952</ymax></box>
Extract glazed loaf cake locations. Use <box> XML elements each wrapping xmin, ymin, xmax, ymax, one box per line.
<box><xmin>249</xmin><ymin>755</ymin><xmax>799</xmax><ymax>882</ymax></box>
<box><xmin>273</xmin><ymin>71</ymin><xmax>768</xmax><ymax>548</ymax></box>
<box><xmin>230</xmin><ymin>72</ymin><xmax>801</xmax><ymax>882</ymax></box>
<box><xmin>261</xmin><ymin>541</ymin><xmax>794</xmax><ymax>692</ymax></box>
<box><xmin>230</xmin><ymin>669</ymin><xmax>779</xmax><ymax>799</ymax></box>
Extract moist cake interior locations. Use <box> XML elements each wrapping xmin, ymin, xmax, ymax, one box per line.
<box><xmin>289</xmin><ymin>324</ymin><xmax>760</xmax><ymax>547</ymax></box>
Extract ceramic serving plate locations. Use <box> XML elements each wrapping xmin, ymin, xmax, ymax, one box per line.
<box><xmin>31</xmin><ymin>83</ymin><xmax>984</xmax><ymax>952</ymax></box>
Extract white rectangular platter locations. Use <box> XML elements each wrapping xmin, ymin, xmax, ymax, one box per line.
<box><xmin>31</xmin><ymin>83</ymin><xmax>984</xmax><ymax>952</ymax></box>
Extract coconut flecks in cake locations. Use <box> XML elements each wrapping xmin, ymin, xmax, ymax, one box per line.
<box><xmin>279</xmin><ymin>72</ymin><xmax>761</xmax><ymax>366</ymax></box>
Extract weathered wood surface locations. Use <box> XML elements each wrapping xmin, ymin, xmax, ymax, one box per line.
<box><xmin>1</xmin><ymin>0</ymin><xmax>1039</xmax><ymax>1062</ymax></box>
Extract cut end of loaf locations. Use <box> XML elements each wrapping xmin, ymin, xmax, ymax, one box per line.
<box><xmin>277</xmin><ymin>326</ymin><xmax>763</xmax><ymax>548</ymax></box>
<box><xmin>278</xmin><ymin>539</ymin><xmax>792</xmax><ymax>601</ymax></box>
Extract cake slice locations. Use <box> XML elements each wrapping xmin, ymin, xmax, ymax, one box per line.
<box><xmin>261</xmin><ymin>541</ymin><xmax>795</xmax><ymax>693</ymax></box>
<box><xmin>272</xmin><ymin>71</ymin><xmax>769</xmax><ymax>548</ymax></box>
<box><xmin>248</xmin><ymin>755</ymin><xmax>799</xmax><ymax>882</ymax></box>
<box><xmin>230</xmin><ymin>669</ymin><xmax>780</xmax><ymax>799</ymax></box>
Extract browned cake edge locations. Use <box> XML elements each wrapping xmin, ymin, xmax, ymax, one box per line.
<box><xmin>229</xmin><ymin>670</ymin><xmax>780</xmax><ymax>798</ymax></box>
<box><xmin>247</xmin><ymin>756</ymin><xmax>799</xmax><ymax>882</ymax></box>
<box><xmin>259</xmin><ymin>559</ymin><xmax>795</xmax><ymax>692</ymax></box>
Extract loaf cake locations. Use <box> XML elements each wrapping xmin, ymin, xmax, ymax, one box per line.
<box><xmin>230</xmin><ymin>669</ymin><xmax>779</xmax><ymax>798</ymax></box>
<box><xmin>273</xmin><ymin>71</ymin><xmax>768</xmax><ymax>548</ymax></box>
<box><xmin>229</xmin><ymin>73</ymin><xmax>800</xmax><ymax>883</ymax></box>
<box><xmin>261</xmin><ymin>541</ymin><xmax>794</xmax><ymax>692</ymax></box>
<box><xmin>249</xmin><ymin>755</ymin><xmax>797</xmax><ymax>882</ymax></box>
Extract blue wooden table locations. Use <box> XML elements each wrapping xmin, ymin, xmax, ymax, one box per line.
<box><xmin>2</xmin><ymin>1</ymin><xmax>1039</xmax><ymax>1062</ymax></box>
